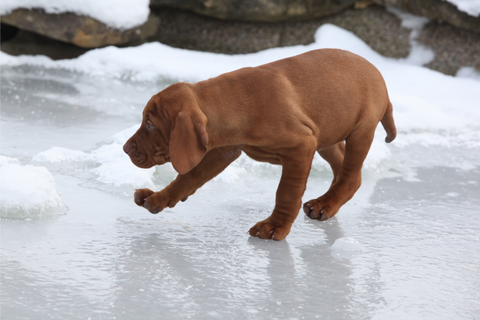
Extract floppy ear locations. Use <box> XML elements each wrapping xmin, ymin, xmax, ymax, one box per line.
<box><xmin>169</xmin><ymin>110</ymin><xmax>208</xmax><ymax>174</ymax></box>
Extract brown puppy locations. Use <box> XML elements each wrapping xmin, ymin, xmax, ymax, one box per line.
<box><xmin>123</xmin><ymin>49</ymin><xmax>396</xmax><ymax>241</ymax></box>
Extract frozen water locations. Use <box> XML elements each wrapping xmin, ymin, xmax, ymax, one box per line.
<box><xmin>1</xmin><ymin>25</ymin><xmax>480</xmax><ymax>319</ymax></box>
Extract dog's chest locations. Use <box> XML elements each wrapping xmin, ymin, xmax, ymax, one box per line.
<box><xmin>241</xmin><ymin>146</ymin><xmax>281</xmax><ymax>165</ymax></box>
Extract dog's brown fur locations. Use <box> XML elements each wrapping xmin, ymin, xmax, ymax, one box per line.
<box><xmin>123</xmin><ymin>49</ymin><xmax>396</xmax><ymax>240</ymax></box>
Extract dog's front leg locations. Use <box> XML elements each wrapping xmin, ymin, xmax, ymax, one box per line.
<box><xmin>249</xmin><ymin>145</ymin><xmax>316</xmax><ymax>241</ymax></box>
<box><xmin>134</xmin><ymin>146</ymin><xmax>241</xmax><ymax>213</ymax></box>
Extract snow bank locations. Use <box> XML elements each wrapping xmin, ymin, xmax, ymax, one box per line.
<box><xmin>445</xmin><ymin>0</ymin><xmax>480</xmax><ymax>17</ymax></box>
<box><xmin>457</xmin><ymin>66</ymin><xmax>480</xmax><ymax>81</ymax></box>
<box><xmin>32</xmin><ymin>147</ymin><xmax>93</xmax><ymax>163</ymax></box>
<box><xmin>91</xmin><ymin>126</ymin><xmax>158</xmax><ymax>187</ymax></box>
<box><xmin>0</xmin><ymin>155</ymin><xmax>67</xmax><ymax>219</ymax></box>
<box><xmin>0</xmin><ymin>0</ymin><xmax>150</xmax><ymax>29</ymax></box>
<box><xmin>32</xmin><ymin>126</ymin><xmax>158</xmax><ymax>188</ymax></box>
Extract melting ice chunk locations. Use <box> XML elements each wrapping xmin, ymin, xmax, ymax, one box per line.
<box><xmin>330</xmin><ymin>237</ymin><xmax>366</xmax><ymax>259</ymax></box>
<box><xmin>0</xmin><ymin>156</ymin><xmax>67</xmax><ymax>219</ymax></box>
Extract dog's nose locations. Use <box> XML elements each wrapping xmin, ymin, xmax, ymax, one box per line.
<box><xmin>123</xmin><ymin>143</ymin><xmax>131</xmax><ymax>154</ymax></box>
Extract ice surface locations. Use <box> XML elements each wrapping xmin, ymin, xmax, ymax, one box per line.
<box><xmin>0</xmin><ymin>0</ymin><xmax>150</xmax><ymax>29</ymax></box>
<box><xmin>1</xmin><ymin>24</ymin><xmax>479</xmax><ymax>319</ymax></box>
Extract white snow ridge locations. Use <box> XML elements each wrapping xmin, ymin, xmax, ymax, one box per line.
<box><xmin>446</xmin><ymin>0</ymin><xmax>480</xmax><ymax>17</ymax></box>
<box><xmin>0</xmin><ymin>155</ymin><xmax>67</xmax><ymax>219</ymax></box>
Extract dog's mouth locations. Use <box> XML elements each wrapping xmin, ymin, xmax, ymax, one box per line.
<box><xmin>130</xmin><ymin>153</ymin><xmax>150</xmax><ymax>168</ymax></box>
<box><xmin>127</xmin><ymin>151</ymin><xmax>169</xmax><ymax>169</ymax></box>
<box><xmin>123</xmin><ymin>146</ymin><xmax>149</xmax><ymax>168</ymax></box>
<box><xmin>124</xmin><ymin>140</ymin><xmax>169</xmax><ymax>168</ymax></box>
<box><xmin>153</xmin><ymin>151</ymin><xmax>170</xmax><ymax>166</ymax></box>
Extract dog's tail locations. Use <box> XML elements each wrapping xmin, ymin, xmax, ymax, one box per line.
<box><xmin>381</xmin><ymin>101</ymin><xmax>397</xmax><ymax>143</ymax></box>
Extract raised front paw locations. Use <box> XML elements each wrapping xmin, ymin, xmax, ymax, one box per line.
<box><xmin>248</xmin><ymin>214</ymin><xmax>293</xmax><ymax>241</ymax></box>
<box><xmin>134</xmin><ymin>188</ymin><xmax>178</xmax><ymax>214</ymax></box>
<box><xmin>303</xmin><ymin>196</ymin><xmax>341</xmax><ymax>221</ymax></box>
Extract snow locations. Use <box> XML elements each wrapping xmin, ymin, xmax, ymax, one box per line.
<box><xmin>445</xmin><ymin>0</ymin><xmax>480</xmax><ymax>17</ymax></box>
<box><xmin>387</xmin><ymin>8</ymin><xmax>435</xmax><ymax>67</ymax></box>
<box><xmin>0</xmin><ymin>156</ymin><xmax>67</xmax><ymax>219</ymax></box>
<box><xmin>32</xmin><ymin>146</ymin><xmax>93</xmax><ymax>163</ymax></box>
<box><xmin>1</xmin><ymin>20</ymin><xmax>479</xmax><ymax>320</ymax></box>
<box><xmin>457</xmin><ymin>66</ymin><xmax>480</xmax><ymax>81</ymax></box>
<box><xmin>0</xmin><ymin>0</ymin><xmax>150</xmax><ymax>29</ymax></box>
<box><xmin>32</xmin><ymin>126</ymin><xmax>158</xmax><ymax>188</ymax></box>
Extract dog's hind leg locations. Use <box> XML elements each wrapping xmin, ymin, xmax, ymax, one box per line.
<box><xmin>303</xmin><ymin>126</ymin><xmax>375</xmax><ymax>221</ymax></box>
<box><xmin>317</xmin><ymin>141</ymin><xmax>345</xmax><ymax>186</ymax></box>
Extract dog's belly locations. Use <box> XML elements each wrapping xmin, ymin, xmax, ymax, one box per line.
<box><xmin>241</xmin><ymin>146</ymin><xmax>282</xmax><ymax>165</ymax></box>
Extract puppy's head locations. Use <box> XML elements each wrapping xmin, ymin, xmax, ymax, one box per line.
<box><xmin>123</xmin><ymin>83</ymin><xmax>209</xmax><ymax>174</ymax></box>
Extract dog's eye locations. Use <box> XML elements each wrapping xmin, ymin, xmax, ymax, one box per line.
<box><xmin>146</xmin><ymin>122</ymin><xmax>155</xmax><ymax>131</ymax></box>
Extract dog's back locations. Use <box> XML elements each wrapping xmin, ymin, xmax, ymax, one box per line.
<box><xmin>195</xmin><ymin>49</ymin><xmax>394</xmax><ymax>149</ymax></box>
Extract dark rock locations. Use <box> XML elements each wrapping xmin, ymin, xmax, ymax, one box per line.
<box><xmin>150</xmin><ymin>6</ymin><xmax>479</xmax><ymax>75</ymax></box>
<box><xmin>417</xmin><ymin>21</ymin><xmax>480</xmax><ymax>75</ymax></box>
<box><xmin>152</xmin><ymin>6</ymin><xmax>411</xmax><ymax>57</ymax></box>
<box><xmin>150</xmin><ymin>0</ymin><xmax>356</xmax><ymax>22</ymax></box>
<box><xmin>1</xmin><ymin>8</ymin><xmax>159</xmax><ymax>48</ymax></box>
<box><xmin>0</xmin><ymin>29</ymin><xmax>88</xmax><ymax>60</ymax></box>
<box><xmin>321</xmin><ymin>5</ymin><xmax>411</xmax><ymax>58</ymax></box>
<box><xmin>1</xmin><ymin>23</ymin><xmax>19</xmax><ymax>42</ymax></box>
<box><xmin>372</xmin><ymin>0</ymin><xmax>480</xmax><ymax>34</ymax></box>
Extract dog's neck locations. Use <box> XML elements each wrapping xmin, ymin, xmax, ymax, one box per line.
<box><xmin>194</xmin><ymin>86</ymin><xmax>248</xmax><ymax>151</ymax></box>
<box><xmin>203</xmin><ymin>109</ymin><xmax>243</xmax><ymax>151</ymax></box>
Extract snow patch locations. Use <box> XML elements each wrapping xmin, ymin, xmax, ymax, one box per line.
<box><xmin>32</xmin><ymin>147</ymin><xmax>94</xmax><ymax>163</ymax></box>
<box><xmin>32</xmin><ymin>125</ymin><xmax>157</xmax><ymax>188</ymax></box>
<box><xmin>0</xmin><ymin>0</ymin><xmax>150</xmax><ymax>29</ymax></box>
<box><xmin>0</xmin><ymin>155</ymin><xmax>67</xmax><ymax>219</ymax></box>
<box><xmin>445</xmin><ymin>0</ymin><xmax>480</xmax><ymax>17</ymax></box>
<box><xmin>0</xmin><ymin>155</ymin><xmax>20</xmax><ymax>166</ymax></box>
<box><xmin>387</xmin><ymin>8</ymin><xmax>435</xmax><ymax>66</ymax></box>
<box><xmin>387</xmin><ymin>7</ymin><xmax>430</xmax><ymax>30</ymax></box>
<box><xmin>91</xmin><ymin>125</ymin><xmax>157</xmax><ymax>187</ymax></box>
<box><xmin>91</xmin><ymin>143</ymin><xmax>156</xmax><ymax>188</ymax></box>
<box><xmin>456</xmin><ymin>66</ymin><xmax>480</xmax><ymax>81</ymax></box>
